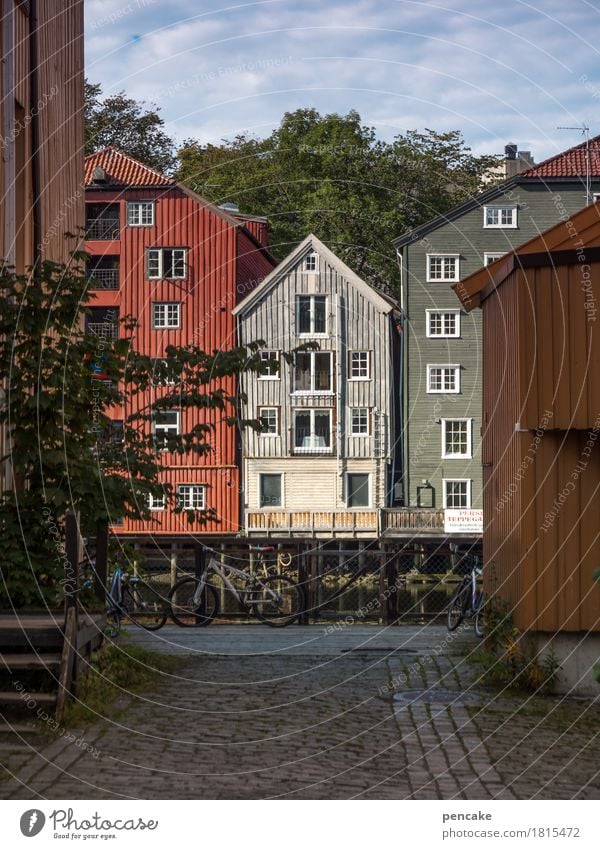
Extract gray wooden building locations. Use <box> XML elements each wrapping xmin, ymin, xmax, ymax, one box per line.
<box><xmin>393</xmin><ymin>135</ymin><xmax>600</xmax><ymax>523</ymax></box>
<box><xmin>233</xmin><ymin>234</ymin><xmax>401</xmax><ymax>538</ymax></box>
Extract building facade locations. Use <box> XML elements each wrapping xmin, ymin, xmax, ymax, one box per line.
<box><xmin>233</xmin><ymin>234</ymin><xmax>400</xmax><ymax>538</ymax></box>
<box><xmin>393</xmin><ymin>135</ymin><xmax>600</xmax><ymax>518</ymax></box>
<box><xmin>84</xmin><ymin>148</ymin><xmax>275</xmax><ymax>537</ymax></box>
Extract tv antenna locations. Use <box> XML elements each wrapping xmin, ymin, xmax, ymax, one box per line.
<box><xmin>557</xmin><ymin>124</ymin><xmax>591</xmax><ymax>204</ymax></box>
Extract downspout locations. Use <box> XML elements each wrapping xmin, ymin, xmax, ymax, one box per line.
<box><xmin>396</xmin><ymin>247</ymin><xmax>406</xmax><ymax>506</ymax></box>
<box><xmin>335</xmin><ymin>293</ymin><xmax>343</xmax><ymax>498</ymax></box>
<box><xmin>29</xmin><ymin>0</ymin><xmax>42</xmax><ymax>270</ymax></box>
<box><xmin>2</xmin><ymin>0</ymin><xmax>15</xmax><ymax>268</ymax></box>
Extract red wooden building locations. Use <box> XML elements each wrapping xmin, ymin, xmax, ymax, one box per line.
<box><xmin>85</xmin><ymin>148</ymin><xmax>275</xmax><ymax>538</ymax></box>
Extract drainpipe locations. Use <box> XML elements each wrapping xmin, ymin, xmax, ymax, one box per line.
<box><xmin>335</xmin><ymin>293</ymin><xmax>344</xmax><ymax>501</ymax></box>
<box><xmin>29</xmin><ymin>0</ymin><xmax>42</xmax><ymax>270</ymax></box>
<box><xmin>2</xmin><ymin>0</ymin><xmax>15</xmax><ymax>268</ymax></box>
<box><xmin>396</xmin><ymin>246</ymin><xmax>406</xmax><ymax>506</ymax></box>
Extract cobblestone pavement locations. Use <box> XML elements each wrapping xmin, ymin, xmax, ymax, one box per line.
<box><xmin>1</xmin><ymin>625</ymin><xmax>598</xmax><ymax>800</ymax></box>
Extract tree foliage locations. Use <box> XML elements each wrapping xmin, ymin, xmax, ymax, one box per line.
<box><xmin>85</xmin><ymin>80</ymin><xmax>176</xmax><ymax>173</ymax></box>
<box><xmin>177</xmin><ymin>108</ymin><xmax>501</xmax><ymax>293</ymax></box>
<box><xmin>0</xmin><ymin>256</ymin><xmax>269</xmax><ymax>607</ymax></box>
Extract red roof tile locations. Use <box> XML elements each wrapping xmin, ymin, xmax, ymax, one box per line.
<box><xmin>85</xmin><ymin>147</ymin><xmax>173</xmax><ymax>187</ymax></box>
<box><xmin>521</xmin><ymin>134</ymin><xmax>600</xmax><ymax>178</ymax></box>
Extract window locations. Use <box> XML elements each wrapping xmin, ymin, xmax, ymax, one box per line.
<box><xmin>297</xmin><ymin>295</ymin><xmax>327</xmax><ymax>335</ymax></box>
<box><xmin>148</xmin><ymin>493</ymin><xmax>165</xmax><ymax>511</ymax></box>
<box><xmin>304</xmin><ymin>251</ymin><xmax>318</xmax><ymax>272</ymax></box>
<box><xmin>427</xmin><ymin>364</ymin><xmax>460</xmax><ymax>394</ymax></box>
<box><xmin>427</xmin><ymin>255</ymin><xmax>460</xmax><ymax>282</ymax></box>
<box><xmin>426</xmin><ymin>310</ymin><xmax>460</xmax><ymax>338</ymax></box>
<box><xmin>258</xmin><ymin>407</ymin><xmax>279</xmax><ymax>435</ymax></box>
<box><xmin>127</xmin><ymin>201</ymin><xmax>154</xmax><ymax>226</ymax></box>
<box><xmin>151</xmin><ymin>358</ymin><xmax>179</xmax><ymax>386</ymax></box>
<box><xmin>347</xmin><ymin>473</ymin><xmax>370</xmax><ymax>508</ymax></box>
<box><xmin>259</xmin><ymin>474</ymin><xmax>282</xmax><ymax>508</ymax></box>
<box><xmin>152</xmin><ymin>302</ymin><xmax>181</xmax><ymax>329</ymax></box>
<box><xmin>593</xmin><ymin>193</ymin><xmax>600</xmax><ymax>202</ymax></box>
<box><xmin>484</xmin><ymin>252</ymin><xmax>505</xmax><ymax>266</ymax></box>
<box><xmin>293</xmin><ymin>409</ymin><xmax>332</xmax><ymax>452</ymax></box>
<box><xmin>177</xmin><ymin>484</ymin><xmax>206</xmax><ymax>510</ymax></box>
<box><xmin>294</xmin><ymin>351</ymin><xmax>333</xmax><ymax>393</ymax></box>
<box><xmin>153</xmin><ymin>409</ymin><xmax>180</xmax><ymax>450</ymax></box>
<box><xmin>258</xmin><ymin>350</ymin><xmax>279</xmax><ymax>379</ymax></box>
<box><xmin>350</xmin><ymin>408</ymin><xmax>370</xmax><ymax>435</ymax></box>
<box><xmin>349</xmin><ymin>351</ymin><xmax>370</xmax><ymax>380</ymax></box>
<box><xmin>483</xmin><ymin>206</ymin><xmax>517</xmax><ymax>228</ymax></box>
<box><xmin>442</xmin><ymin>418</ymin><xmax>472</xmax><ymax>458</ymax></box>
<box><xmin>443</xmin><ymin>479</ymin><xmax>471</xmax><ymax>508</ymax></box>
<box><xmin>147</xmin><ymin>248</ymin><xmax>187</xmax><ymax>279</ymax></box>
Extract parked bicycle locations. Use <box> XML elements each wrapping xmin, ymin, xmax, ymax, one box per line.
<box><xmin>169</xmin><ymin>546</ymin><xmax>303</xmax><ymax>628</ymax></box>
<box><xmin>447</xmin><ymin>555</ymin><xmax>484</xmax><ymax>638</ymax></box>
<box><xmin>81</xmin><ymin>562</ymin><xmax>168</xmax><ymax>637</ymax></box>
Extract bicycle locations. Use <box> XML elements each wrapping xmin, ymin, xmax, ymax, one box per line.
<box><xmin>169</xmin><ymin>546</ymin><xmax>303</xmax><ymax>628</ymax></box>
<box><xmin>446</xmin><ymin>556</ymin><xmax>484</xmax><ymax>638</ymax></box>
<box><xmin>102</xmin><ymin>566</ymin><xmax>168</xmax><ymax>637</ymax></box>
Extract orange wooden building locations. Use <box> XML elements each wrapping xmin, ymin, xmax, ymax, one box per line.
<box><xmin>455</xmin><ymin>203</ymin><xmax>600</xmax><ymax>691</ymax></box>
<box><xmin>85</xmin><ymin>149</ymin><xmax>276</xmax><ymax>538</ymax></box>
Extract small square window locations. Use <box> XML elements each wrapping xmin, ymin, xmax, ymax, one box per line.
<box><xmin>258</xmin><ymin>350</ymin><xmax>280</xmax><ymax>379</ymax></box>
<box><xmin>349</xmin><ymin>351</ymin><xmax>370</xmax><ymax>380</ymax></box>
<box><xmin>177</xmin><ymin>484</ymin><xmax>205</xmax><ymax>510</ymax></box>
<box><xmin>127</xmin><ymin>201</ymin><xmax>154</xmax><ymax>227</ymax></box>
<box><xmin>426</xmin><ymin>310</ymin><xmax>460</xmax><ymax>338</ymax></box>
<box><xmin>350</xmin><ymin>408</ymin><xmax>369</xmax><ymax>435</ymax></box>
<box><xmin>427</xmin><ymin>255</ymin><xmax>459</xmax><ymax>282</ymax></box>
<box><xmin>483</xmin><ymin>206</ymin><xmax>517</xmax><ymax>228</ymax></box>
<box><xmin>259</xmin><ymin>474</ymin><xmax>282</xmax><ymax>507</ymax></box>
<box><xmin>304</xmin><ymin>252</ymin><xmax>318</xmax><ymax>272</ymax></box>
<box><xmin>347</xmin><ymin>473</ymin><xmax>370</xmax><ymax>508</ymax></box>
<box><xmin>443</xmin><ymin>479</ymin><xmax>471</xmax><ymax>508</ymax></box>
<box><xmin>442</xmin><ymin>419</ymin><xmax>471</xmax><ymax>458</ymax></box>
<box><xmin>484</xmin><ymin>252</ymin><xmax>505</xmax><ymax>266</ymax></box>
<box><xmin>259</xmin><ymin>407</ymin><xmax>279</xmax><ymax>435</ymax></box>
<box><xmin>427</xmin><ymin>365</ymin><xmax>460</xmax><ymax>394</ymax></box>
<box><xmin>152</xmin><ymin>302</ymin><xmax>181</xmax><ymax>329</ymax></box>
<box><xmin>148</xmin><ymin>493</ymin><xmax>166</xmax><ymax>511</ymax></box>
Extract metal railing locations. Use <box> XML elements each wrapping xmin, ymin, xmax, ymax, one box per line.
<box><xmin>87</xmin><ymin>322</ymin><xmax>118</xmax><ymax>340</ymax></box>
<box><xmin>87</xmin><ymin>268</ymin><xmax>119</xmax><ymax>290</ymax></box>
<box><xmin>85</xmin><ymin>218</ymin><xmax>120</xmax><ymax>240</ymax></box>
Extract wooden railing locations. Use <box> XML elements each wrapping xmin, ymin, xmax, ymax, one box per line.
<box><xmin>380</xmin><ymin>508</ymin><xmax>446</xmax><ymax>534</ymax></box>
<box><xmin>247</xmin><ymin>510</ymin><xmax>378</xmax><ymax>535</ymax></box>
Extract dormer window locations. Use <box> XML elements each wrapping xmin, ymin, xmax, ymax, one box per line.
<box><xmin>304</xmin><ymin>251</ymin><xmax>318</xmax><ymax>272</ymax></box>
<box><xmin>483</xmin><ymin>206</ymin><xmax>517</xmax><ymax>228</ymax></box>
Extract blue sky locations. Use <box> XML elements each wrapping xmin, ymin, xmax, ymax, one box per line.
<box><xmin>85</xmin><ymin>0</ymin><xmax>600</xmax><ymax>161</ymax></box>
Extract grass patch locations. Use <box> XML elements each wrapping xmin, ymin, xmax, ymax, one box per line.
<box><xmin>62</xmin><ymin>641</ymin><xmax>183</xmax><ymax>727</ymax></box>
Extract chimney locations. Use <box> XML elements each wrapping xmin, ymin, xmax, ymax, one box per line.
<box><xmin>505</xmin><ymin>144</ymin><xmax>517</xmax><ymax>160</ymax></box>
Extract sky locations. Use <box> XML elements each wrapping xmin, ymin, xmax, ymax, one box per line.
<box><xmin>85</xmin><ymin>0</ymin><xmax>600</xmax><ymax>162</ymax></box>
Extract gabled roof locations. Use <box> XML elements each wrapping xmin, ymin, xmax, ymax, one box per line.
<box><xmin>520</xmin><ymin>133</ymin><xmax>600</xmax><ymax>178</ymax></box>
<box><xmin>232</xmin><ymin>234</ymin><xmax>399</xmax><ymax>316</ymax></box>
<box><xmin>85</xmin><ymin>148</ymin><xmax>174</xmax><ymax>187</ymax></box>
<box><xmin>453</xmin><ymin>201</ymin><xmax>600</xmax><ymax>311</ymax></box>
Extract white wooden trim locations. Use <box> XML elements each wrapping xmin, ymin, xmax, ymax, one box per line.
<box><xmin>442</xmin><ymin>478</ymin><xmax>472</xmax><ymax>508</ymax></box>
<box><xmin>441</xmin><ymin>418</ymin><xmax>472</xmax><ymax>459</ymax></box>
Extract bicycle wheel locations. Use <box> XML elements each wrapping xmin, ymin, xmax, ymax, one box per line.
<box><xmin>447</xmin><ymin>583</ymin><xmax>469</xmax><ymax>631</ymax></box>
<box><xmin>473</xmin><ymin>592</ymin><xmax>485</xmax><ymax>638</ymax></box>
<box><xmin>105</xmin><ymin>608</ymin><xmax>121</xmax><ymax>638</ymax></box>
<box><xmin>252</xmin><ymin>575</ymin><xmax>303</xmax><ymax>627</ymax></box>
<box><xmin>122</xmin><ymin>580</ymin><xmax>168</xmax><ymax>630</ymax></box>
<box><xmin>169</xmin><ymin>577</ymin><xmax>219</xmax><ymax>627</ymax></box>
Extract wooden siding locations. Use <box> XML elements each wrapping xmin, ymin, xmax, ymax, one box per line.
<box><xmin>403</xmin><ymin>181</ymin><xmax>600</xmax><ymax>510</ymax></box>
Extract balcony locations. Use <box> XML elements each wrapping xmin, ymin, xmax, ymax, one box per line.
<box><xmin>380</xmin><ymin>508</ymin><xmax>446</xmax><ymax>536</ymax></box>
<box><xmin>87</xmin><ymin>267</ymin><xmax>119</xmax><ymax>290</ymax></box>
<box><xmin>246</xmin><ymin>510</ymin><xmax>378</xmax><ymax>537</ymax></box>
<box><xmin>87</xmin><ymin>322</ymin><xmax>118</xmax><ymax>340</ymax></box>
<box><xmin>85</xmin><ymin>217</ymin><xmax>120</xmax><ymax>241</ymax></box>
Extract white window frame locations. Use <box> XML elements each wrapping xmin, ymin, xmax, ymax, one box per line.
<box><xmin>293</xmin><ymin>350</ymin><xmax>333</xmax><ymax>394</ymax></box>
<box><xmin>346</xmin><ymin>472</ymin><xmax>371</xmax><ymax>508</ymax></box>
<box><xmin>152</xmin><ymin>302</ymin><xmax>181</xmax><ymax>329</ymax></box>
<box><xmin>350</xmin><ymin>407</ymin><xmax>370</xmax><ymax>436</ymax></box>
<box><xmin>426</xmin><ymin>254</ymin><xmax>460</xmax><ymax>283</ymax></box>
<box><xmin>441</xmin><ymin>418</ymin><xmax>472</xmax><ymax>459</ymax></box>
<box><xmin>483</xmin><ymin>206</ymin><xmax>518</xmax><ymax>229</ymax></box>
<box><xmin>151</xmin><ymin>358</ymin><xmax>178</xmax><ymax>386</ymax></box>
<box><xmin>127</xmin><ymin>201</ymin><xmax>154</xmax><ymax>227</ymax></box>
<box><xmin>258</xmin><ymin>473</ymin><xmax>283</xmax><ymax>508</ymax></box>
<box><xmin>427</xmin><ymin>364</ymin><xmax>460</xmax><ymax>394</ymax></box>
<box><xmin>258</xmin><ymin>406</ymin><xmax>279</xmax><ymax>436</ymax></box>
<box><xmin>593</xmin><ymin>193</ymin><xmax>600</xmax><ymax>203</ymax></box>
<box><xmin>293</xmin><ymin>408</ymin><xmax>333</xmax><ymax>453</ymax></box>
<box><xmin>296</xmin><ymin>294</ymin><xmax>327</xmax><ymax>336</ymax></box>
<box><xmin>258</xmin><ymin>350</ymin><xmax>280</xmax><ymax>380</ymax></box>
<box><xmin>349</xmin><ymin>350</ymin><xmax>370</xmax><ymax>380</ymax></box>
<box><xmin>177</xmin><ymin>484</ymin><xmax>206</xmax><ymax>510</ymax></box>
<box><xmin>443</xmin><ymin>478</ymin><xmax>472</xmax><ymax>509</ymax></box>
<box><xmin>148</xmin><ymin>493</ymin><xmax>166</xmax><ymax>511</ymax></box>
<box><xmin>425</xmin><ymin>309</ymin><xmax>460</xmax><ymax>338</ymax></box>
<box><xmin>304</xmin><ymin>251</ymin><xmax>319</xmax><ymax>273</ymax></box>
<box><xmin>153</xmin><ymin>409</ymin><xmax>180</xmax><ymax>450</ymax></box>
<box><xmin>484</xmin><ymin>252</ymin><xmax>505</xmax><ymax>266</ymax></box>
<box><xmin>147</xmin><ymin>248</ymin><xmax>187</xmax><ymax>279</ymax></box>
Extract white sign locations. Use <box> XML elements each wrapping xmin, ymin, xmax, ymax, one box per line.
<box><xmin>444</xmin><ymin>508</ymin><xmax>483</xmax><ymax>534</ymax></box>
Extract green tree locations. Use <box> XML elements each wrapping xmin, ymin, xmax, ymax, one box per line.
<box><xmin>0</xmin><ymin>254</ymin><xmax>268</xmax><ymax>607</ymax></box>
<box><xmin>85</xmin><ymin>80</ymin><xmax>176</xmax><ymax>173</ymax></box>
<box><xmin>177</xmin><ymin>109</ymin><xmax>501</xmax><ymax>294</ymax></box>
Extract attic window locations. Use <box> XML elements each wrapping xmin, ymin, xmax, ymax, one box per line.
<box><xmin>484</xmin><ymin>206</ymin><xmax>517</xmax><ymax>228</ymax></box>
<box><xmin>92</xmin><ymin>167</ymin><xmax>107</xmax><ymax>184</ymax></box>
<box><xmin>304</xmin><ymin>252</ymin><xmax>318</xmax><ymax>272</ymax></box>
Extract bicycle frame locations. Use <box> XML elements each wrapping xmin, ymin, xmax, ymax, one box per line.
<box><xmin>193</xmin><ymin>558</ymin><xmax>279</xmax><ymax>607</ymax></box>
